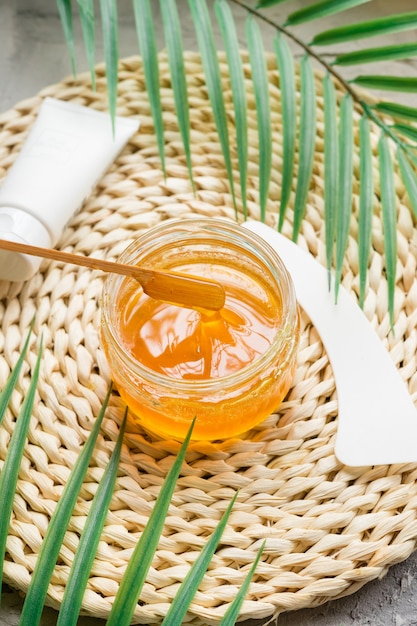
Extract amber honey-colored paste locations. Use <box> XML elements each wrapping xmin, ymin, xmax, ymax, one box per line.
<box><xmin>120</xmin><ymin>263</ymin><xmax>281</xmax><ymax>380</ymax></box>
<box><xmin>109</xmin><ymin>261</ymin><xmax>296</xmax><ymax>440</ymax></box>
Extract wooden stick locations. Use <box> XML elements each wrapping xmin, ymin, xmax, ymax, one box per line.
<box><xmin>0</xmin><ymin>239</ymin><xmax>226</xmax><ymax>311</ymax></box>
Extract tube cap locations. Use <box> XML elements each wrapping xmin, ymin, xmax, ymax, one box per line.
<box><xmin>0</xmin><ymin>207</ymin><xmax>52</xmax><ymax>282</ymax></box>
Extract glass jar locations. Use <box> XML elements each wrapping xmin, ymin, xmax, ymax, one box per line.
<box><xmin>101</xmin><ymin>217</ymin><xmax>299</xmax><ymax>440</ymax></box>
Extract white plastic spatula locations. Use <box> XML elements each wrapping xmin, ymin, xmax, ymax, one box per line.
<box><xmin>244</xmin><ymin>221</ymin><xmax>417</xmax><ymax>467</ymax></box>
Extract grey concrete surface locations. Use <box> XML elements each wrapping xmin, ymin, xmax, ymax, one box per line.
<box><xmin>1</xmin><ymin>1</ymin><xmax>417</xmax><ymax>625</ymax></box>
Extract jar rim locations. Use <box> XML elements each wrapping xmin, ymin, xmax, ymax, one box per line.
<box><xmin>101</xmin><ymin>217</ymin><xmax>298</xmax><ymax>391</ymax></box>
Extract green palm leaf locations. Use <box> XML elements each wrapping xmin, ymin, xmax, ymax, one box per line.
<box><xmin>256</xmin><ymin>0</ymin><xmax>290</xmax><ymax>7</ymax></box>
<box><xmin>334</xmin><ymin>42</ymin><xmax>417</xmax><ymax>67</ymax></box>
<box><xmin>323</xmin><ymin>72</ymin><xmax>339</xmax><ymax>285</ymax></box>
<box><xmin>397</xmin><ymin>146</ymin><xmax>417</xmax><ymax>221</ymax></box>
<box><xmin>292</xmin><ymin>55</ymin><xmax>316</xmax><ymax>241</ymax></box>
<box><xmin>274</xmin><ymin>32</ymin><xmax>296</xmax><ymax>231</ymax></box>
<box><xmin>100</xmin><ymin>0</ymin><xmax>119</xmax><ymax>130</ymax></box>
<box><xmin>56</xmin><ymin>409</ymin><xmax>127</xmax><ymax>626</ymax></box>
<box><xmin>106</xmin><ymin>419</ymin><xmax>194</xmax><ymax>626</ymax></box>
<box><xmin>0</xmin><ymin>322</ymin><xmax>33</xmax><ymax>427</ymax></box>
<box><xmin>392</xmin><ymin>123</ymin><xmax>417</xmax><ymax>144</ymax></box>
<box><xmin>219</xmin><ymin>541</ymin><xmax>265</xmax><ymax>626</ymax></box>
<box><xmin>215</xmin><ymin>0</ymin><xmax>248</xmax><ymax>218</ymax></box>
<box><xmin>373</xmin><ymin>102</ymin><xmax>417</xmax><ymax>122</ymax></box>
<box><xmin>334</xmin><ymin>93</ymin><xmax>354</xmax><ymax>302</ymax></box>
<box><xmin>285</xmin><ymin>0</ymin><xmax>371</xmax><ymax>27</ymax></box>
<box><xmin>160</xmin><ymin>0</ymin><xmax>194</xmax><ymax>190</ymax></box>
<box><xmin>133</xmin><ymin>0</ymin><xmax>166</xmax><ymax>176</ymax></box>
<box><xmin>404</xmin><ymin>149</ymin><xmax>417</xmax><ymax>169</ymax></box>
<box><xmin>56</xmin><ymin>0</ymin><xmax>76</xmax><ymax>75</ymax></box>
<box><xmin>351</xmin><ymin>76</ymin><xmax>417</xmax><ymax>93</ymax></box>
<box><xmin>0</xmin><ymin>335</ymin><xmax>42</xmax><ymax>596</ymax></box>
<box><xmin>161</xmin><ymin>492</ymin><xmax>238</xmax><ymax>625</ymax></box>
<box><xmin>189</xmin><ymin>0</ymin><xmax>237</xmax><ymax>215</ymax></box>
<box><xmin>77</xmin><ymin>0</ymin><xmax>96</xmax><ymax>89</ymax></box>
<box><xmin>246</xmin><ymin>15</ymin><xmax>272</xmax><ymax>222</ymax></box>
<box><xmin>310</xmin><ymin>11</ymin><xmax>417</xmax><ymax>46</ymax></box>
<box><xmin>358</xmin><ymin>115</ymin><xmax>374</xmax><ymax>309</ymax></box>
<box><xmin>18</xmin><ymin>386</ymin><xmax>113</xmax><ymax>626</ymax></box>
<box><xmin>378</xmin><ymin>133</ymin><xmax>397</xmax><ymax>329</ymax></box>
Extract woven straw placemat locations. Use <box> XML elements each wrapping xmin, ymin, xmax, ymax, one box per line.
<box><xmin>1</xmin><ymin>52</ymin><xmax>417</xmax><ymax>625</ymax></box>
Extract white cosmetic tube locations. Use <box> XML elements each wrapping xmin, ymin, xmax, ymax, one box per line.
<box><xmin>0</xmin><ymin>97</ymin><xmax>140</xmax><ymax>281</ymax></box>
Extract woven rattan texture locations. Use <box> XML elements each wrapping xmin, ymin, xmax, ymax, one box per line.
<box><xmin>1</xmin><ymin>52</ymin><xmax>417</xmax><ymax>624</ymax></box>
